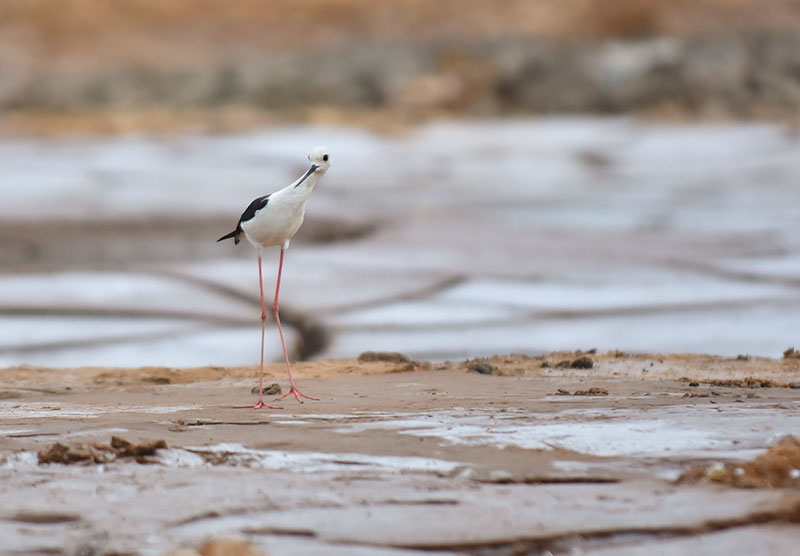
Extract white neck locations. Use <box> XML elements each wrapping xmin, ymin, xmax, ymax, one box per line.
<box><xmin>288</xmin><ymin>165</ymin><xmax>323</xmax><ymax>192</ymax></box>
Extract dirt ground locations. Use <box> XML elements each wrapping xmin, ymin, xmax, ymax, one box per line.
<box><xmin>1</xmin><ymin>351</ymin><xmax>799</xmax><ymax>555</ymax></box>
<box><xmin>4</xmin><ymin>0</ymin><xmax>800</xmax><ymax>132</ymax></box>
<box><xmin>5</xmin><ymin>0</ymin><xmax>798</xmax><ymax>61</ymax></box>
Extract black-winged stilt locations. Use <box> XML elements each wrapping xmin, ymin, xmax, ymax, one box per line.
<box><xmin>218</xmin><ymin>146</ymin><xmax>331</xmax><ymax>408</ymax></box>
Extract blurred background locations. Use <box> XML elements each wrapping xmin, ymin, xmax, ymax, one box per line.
<box><xmin>1</xmin><ymin>0</ymin><xmax>799</xmax><ymax>367</ymax></box>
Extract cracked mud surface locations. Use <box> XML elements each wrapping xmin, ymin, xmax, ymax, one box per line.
<box><xmin>1</xmin><ymin>352</ymin><xmax>799</xmax><ymax>555</ymax></box>
<box><xmin>2</xmin><ymin>119</ymin><xmax>800</xmax><ymax>368</ymax></box>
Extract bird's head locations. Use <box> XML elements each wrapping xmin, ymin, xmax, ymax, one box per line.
<box><xmin>308</xmin><ymin>145</ymin><xmax>331</xmax><ymax>174</ymax></box>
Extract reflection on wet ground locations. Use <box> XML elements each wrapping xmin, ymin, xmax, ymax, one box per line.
<box><xmin>1</xmin><ymin>118</ymin><xmax>799</xmax><ymax>366</ymax></box>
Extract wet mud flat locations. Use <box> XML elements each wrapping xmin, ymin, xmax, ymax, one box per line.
<box><xmin>3</xmin><ymin>119</ymin><xmax>800</xmax><ymax>367</ymax></box>
<box><xmin>1</xmin><ymin>352</ymin><xmax>800</xmax><ymax>555</ymax></box>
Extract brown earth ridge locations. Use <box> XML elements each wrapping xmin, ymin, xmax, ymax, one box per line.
<box><xmin>3</xmin><ymin>0</ymin><xmax>800</xmax><ymax>130</ymax></box>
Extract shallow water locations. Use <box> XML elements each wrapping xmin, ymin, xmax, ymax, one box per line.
<box><xmin>1</xmin><ymin>117</ymin><xmax>799</xmax><ymax>366</ymax></box>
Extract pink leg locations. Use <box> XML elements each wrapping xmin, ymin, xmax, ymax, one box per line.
<box><xmin>273</xmin><ymin>248</ymin><xmax>318</xmax><ymax>403</ymax></box>
<box><xmin>236</xmin><ymin>254</ymin><xmax>280</xmax><ymax>409</ymax></box>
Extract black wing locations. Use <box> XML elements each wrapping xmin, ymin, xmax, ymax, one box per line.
<box><xmin>239</xmin><ymin>194</ymin><xmax>271</xmax><ymax>223</ymax></box>
<box><xmin>217</xmin><ymin>195</ymin><xmax>270</xmax><ymax>245</ymax></box>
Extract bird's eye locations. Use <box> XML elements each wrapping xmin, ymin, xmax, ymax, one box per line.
<box><xmin>323</xmin><ymin>154</ymin><xmax>329</xmax><ymax>161</ymax></box>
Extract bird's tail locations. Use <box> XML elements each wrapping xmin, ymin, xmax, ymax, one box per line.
<box><xmin>217</xmin><ymin>230</ymin><xmax>240</xmax><ymax>244</ymax></box>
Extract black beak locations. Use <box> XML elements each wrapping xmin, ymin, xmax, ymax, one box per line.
<box><xmin>295</xmin><ymin>164</ymin><xmax>319</xmax><ymax>188</ymax></box>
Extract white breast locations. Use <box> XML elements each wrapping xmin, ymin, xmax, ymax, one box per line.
<box><xmin>241</xmin><ymin>188</ymin><xmax>308</xmax><ymax>248</ymax></box>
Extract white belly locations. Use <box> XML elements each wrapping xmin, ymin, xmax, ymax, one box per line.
<box><xmin>241</xmin><ymin>201</ymin><xmax>306</xmax><ymax>248</ymax></box>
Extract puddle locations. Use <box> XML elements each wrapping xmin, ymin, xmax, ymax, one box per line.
<box><xmin>0</xmin><ymin>402</ymin><xmax>200</xmax><ymax>419</ymax></box>
<box><xmin>2</xmin><ymin>442</ymin><xmax>463</xmax><ymax>477</ymax></box>
<box><xmin>0</xmin><ymin>316</ymin><xmax>192</xmax><ymax>350</ymax></box>
<box><xmin>717</xmin><ymin>254</ymin><xmax>800</xmax><ymax>280</ymax></box>
<box><xmin>321</xmin><ymin>405</ymin><xmax>800</xmax><ymax>459</ymax></box>
<box><xmin>159</xmin><ymin>443</ymin><xmax>463</xmax><ymax>475</ymax></box>
<box><xmin>326</xmin><ymin>301</ymin><xmax>800</xmax><ymax>361</ymax></box>
<box><xmin>0</xmin><ymin>428</ymin><xmax>35</xmax><ymax>436</ymax></box>
<box><xmin>0</xmin><ymin>323</ymin><xmax>293</xmax><ymax>368</ymax></box>
<box><xmin>0</xmin><ymin>272</ymin><xmax>251</xmax><ymax>315</ymax></box>
<box><xmin>0</xmin><ymin>451</ymin><xmax>39</xmax><ymax>469</ymax></box>
<box><xmin>433</xmin><ymin>276</ymin><xmax>797</xmax><ymax>312</ymax></box>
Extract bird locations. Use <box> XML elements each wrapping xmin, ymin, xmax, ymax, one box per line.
<box><xmin>218</xmin><ymin>145</ymin><xmax>331</xmax><ymax>408</ymax></box>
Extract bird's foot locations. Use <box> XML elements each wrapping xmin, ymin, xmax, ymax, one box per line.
<box><xmin>275</xmin><ymin>386</ymin><xmax>319</xmax><ymax>403</ymax></box>
<box><xmin>235</xmin><ymin>399</ymin><xmax>281</xmax><ymax>409</ymax></box>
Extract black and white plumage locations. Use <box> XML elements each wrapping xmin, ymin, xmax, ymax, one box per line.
<box><xmin>218</xmin><ymin>145</ymin><xmax>331</xmax><ymax>408</ymax></box>
<box><xmin>216</xmin><ymin>195</ymin><xmax>269</xmax><ymax>245</ymax></box>
<box><xmin>218</xmin><ymin>148</ymin><xmax>330</xmax><ymax>249</ymax></box>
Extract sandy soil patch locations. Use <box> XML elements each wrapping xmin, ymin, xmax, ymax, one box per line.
<box><xmin>1</xmin><ymin>351</ymin><xmax>799</xmax><ymax>555</ymax></box>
